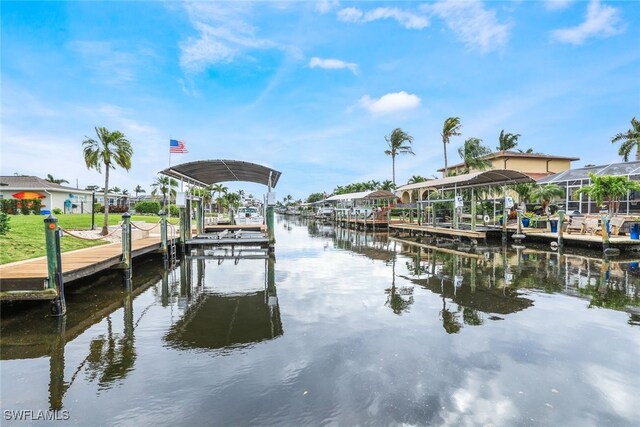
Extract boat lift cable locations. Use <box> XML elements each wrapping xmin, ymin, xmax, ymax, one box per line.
<box><xmin>220</xmin><ymin>160</ymin><xmax>240</xmax><ymax>182</ymax></box>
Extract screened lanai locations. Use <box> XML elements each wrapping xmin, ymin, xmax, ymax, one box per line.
<box><xmin>537</xmin><ymin>161</ymin><xmax>640</xmax><ymax>214</ymax></box>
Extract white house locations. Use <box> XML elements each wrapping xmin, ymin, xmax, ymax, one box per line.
<box><xmin>0</xmin><ymin>176</ymin><xmax>127</xmax><ymax>214</ymax></box>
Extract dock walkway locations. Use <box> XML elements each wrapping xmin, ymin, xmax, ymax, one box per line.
<box><xmin>0</xmin><ymin>236</ymin><xmax>171</xmax><ymax>300</ymax></box>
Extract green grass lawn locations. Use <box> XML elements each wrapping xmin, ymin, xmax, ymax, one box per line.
<box><xmin>0</xmin><ymin>214</ymin><xmax>179</xmax><ymax>265</ymax></box>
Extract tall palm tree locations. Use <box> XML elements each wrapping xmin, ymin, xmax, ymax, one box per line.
<box><xmin>496</xmin><ymin>129</ymin><xmax>520</xmax><ymax>151</ymax></box>
<box><xmin>384</xmin><ymin>128</ymin><xmax>415</xmax><ymax>185</ymax></box>
<box><xmin>134</xmin><ymin>185</ymin><xmax>146</xmax><ymax>197</ymax></box>
<box><xmin>46</xmin><ymin>174</ymin><xmax>69</xmax><ymax>184</ymax></box>
<box><xmin>531</xmin><ymin>184</ymin><xmax>564</xmax><ymax>215</ymax></box>
<box><xmin>151</xmin><ymin>176</ymin><xmax>178</xmax><ymax>209</ymax></box>
<box><xmin>441</xmin><ymin>117</ymin><xmax>462</xmax><ymax>177</ymax></box>
<box><xmin>83</xmin><ymin>127</ymin><xmax>133</xmax><ymax>235</ymax></box>
<box><xmin>612</xmin><ymin>117</ymin><xmax>640</xmax><ymax>161</ymax></box>
<box><xmin>458</xmin><ymin>137</ymin><xmax>492</xmax><ymax>172</ymax></box>
<box><xmin>210</xmin><ymin>183</ymin><xmax>227</xmax><ymax>212</ymax></box>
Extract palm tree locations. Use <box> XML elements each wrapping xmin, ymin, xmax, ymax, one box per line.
<box><xmin>85</xmin><ymin>185</ymin><xmax>100</xmax><ymax>192</ymax></box>
<box><xmin>110</xmin><ymin>186</ymin><xmax>122</xmax><ymax>194</ymax></box>
<box><xmin>384</xmin><ymin>128</ymin><xmax>415</xmax><ymax>185</ymax></box>
<box><xmin>441</xmin><ymin>117</ymin><xmax>462</xmax><ymax>176</ymax></box>
<box><xmin>83</xmin><ymin>127</ymin><xmax>133</xmax><ymax>235</ymax></box>
<box><xmin>380</xmin><ymin>180</ymin><xmax>395</xmax><ymax>191</ymax></box>
<box><xmin>407</xmin><ymin>175</ymin><xmax>426</xmax><ymax>184</ymax></box>
<box><xmin>134</xmin><ymin>185</ymin><xmax>146</xmax><ymax>197</ymax></box>
<box><xmin>612</xmin><ymin>117</ymin><xmax>640</xmax><ymax>161</ymax></box>
<box><xmin>46</xmin><ymin>174</ymin><xmax>69</xmax><ymax>184</ymax></box>
<box><xmin>575</xmin><ymin>173</ymin><xmax>640</xmax><ymax>213</ymax></box>
<box><xmin>151</xmin><ymin>176</ymin><xmax>178</xmax><ymax>209</ymax></box>
<box><xmin>531</xmin><ymin>184</ymin><xmax>564</xmax><ymax>215</ymax></box>
<box><xmin>513</xmin><ymin>183</ymin><xmax>534</xmax><ymax>204</ymax></box>
<box><xmin>210</xmin><ymin>183</ymin><xmax>227</xmax><ymax>212</ymax></box>
<box><xmin>458</xmin><ymin>137</ymin><xmax>492</xmax><ymax>172</ymax></box>
<box><xmin>496</xmin><ymin>130</ymin><xmax>520</xmax><ymax>151</ymax></box>
<box><xmin>518</xmin><ymin>148</ymin><xmax>535</xmax><ymax>154</ymax></box>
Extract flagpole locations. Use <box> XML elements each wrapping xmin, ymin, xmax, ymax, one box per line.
<box><xmin>168</xmin><ymin>137</ymin><xmax>172</xmax><ymax>219</ymax></box>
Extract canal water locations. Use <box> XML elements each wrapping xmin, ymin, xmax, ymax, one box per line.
<box><xmin>2</xmin><ymin>215</ymin><xmax>639</xmax><ymax>426</ymax></box>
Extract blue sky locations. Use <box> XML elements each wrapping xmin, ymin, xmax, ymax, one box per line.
<box><xmin>2</xmin><ymin>0</ymin><xmax>639</xmax><ymax>200</ymax></box>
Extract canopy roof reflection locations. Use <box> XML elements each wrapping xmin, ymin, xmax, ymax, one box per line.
<box><xmin>164</xmin><ymin>292</ymin><xmax>282</xmax><ymax>351</ymax></box>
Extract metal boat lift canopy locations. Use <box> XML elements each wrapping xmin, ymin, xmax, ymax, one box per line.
<box><xmin>159</xmin><ymin>160</ymin><xmax>282</xmax><ymax>188</ymax></box>
<box><xmin>395</xmin><ymin>169</ymin><xmax>534</xmax><ymax>194</ymax></box>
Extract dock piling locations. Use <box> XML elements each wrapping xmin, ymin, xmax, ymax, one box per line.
<box><xmin>160</xmin><ymin>210</ymin><xmax>168</xmax><ymax>259</ymax></box>
<box><xmin>122</xmin><ymin>212</ymin><xmax>132</xmax><ymax>266</ymax></box>
<box><xmin>45</xmin><ymin>214</ymin><xmax>66</xmax><ymax>316</ymax></box>
<box><xmin>557</xmin><ymin>210</ymin><xmax>565</xmax><ymax>249</ymax></box>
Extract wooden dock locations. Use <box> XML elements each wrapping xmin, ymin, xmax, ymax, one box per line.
<box><xmin>0</xmin><ymin>236</ymin><xmax>172</xmax><ymax>300</ymax></box>
<box><xmin>204</xmin><ymin>224</ymin><xmax>266</xmax><ymax>233</ymax></box>
<box><xmin>336</xmin><ymin>217</ymin><xmax>390</xmax><ymax>230</ymax></box>
<box><xmin>389</xmin><ymin>223</ymin><xmax>489</xmax><ymax>240</ymax></box>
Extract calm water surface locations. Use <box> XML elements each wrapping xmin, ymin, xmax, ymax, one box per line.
<box><xmin>2</xmin><ymin>216</ymin><xmax>640</xmax><ymax>426</ymax></box>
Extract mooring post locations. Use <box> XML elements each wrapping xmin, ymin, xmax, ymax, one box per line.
<box><xmin>267</xmin><ymin>191</ymin><xmax>276</xmax><ymax>252</ymax></box>
<box><xmin>557</xmin><ymin>210</ymin><xmax>565</xmax><ymax>249</ymax></box>
<box><xmin>159</xmin><ymin>210</ymin><xmax>168</xmax><ymax>259</ymax></box>
<box><xmin>471</xmin><ymin>188</ymin><xmax>477</xmax><ymax>232</ymax></box>
<box><xmin>179</xmin><ymin>206</ymin><xmax>187</xmax><ymax>250</ymax></box>
<box><xmin>601</xmin><ymin>211</ymin><xmax>610</xmax><ymax>252</ymax></box>
<box><xmin>45</xmin><ymin>214</ymin><xmax>66</xmax><ymax>316</ymax></box>
<box><xmin>121</xmin><ymin>212</ymin><xmax>132</xmax><ymax>277</ymax></box>
<box><xmin>195</xmin><ymin>199</ymin><xmax>203</xmax><ymax>236</ymax></box>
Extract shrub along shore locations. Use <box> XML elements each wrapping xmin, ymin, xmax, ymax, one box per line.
<box><xmin>0</xmin><ymin>213</ymin><xmax>178</xmax><ymax>265</ymax></box>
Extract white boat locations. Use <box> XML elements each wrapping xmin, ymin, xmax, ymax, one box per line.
<box><xmin>316</xmin><ymin>205</ymin><xmax>334</xmax><ymax>218</ymax></box>
<box><xmin>234</xmin><ymin>206</ymin><xmax>264</xmax><ymax>225</ymax></box>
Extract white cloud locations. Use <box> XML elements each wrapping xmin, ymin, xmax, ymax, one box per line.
<box><xmin>180</xmin><ymin>3</ymin><xmax>275</xmax><ymax>73</ymax></box>
<box><xmin>69</xmin><ymin>40</ymin><xmax>141</xmax><ymax>84</ymax></box>
<box><xmin>551</xmin><ymin>0</ymin><xmax>622</xmax><ymax>45</ymax></box>
<box><xmin>309</xmin><ymin>57</ymin><xmax>358</xmax><ymax>74</ymax></box>
<box><xmin>359</xmin><ymin>91</ymin><xmax>421</xmax><ymax>116</ymax></box>
<box><xmin>544</xmin><ymin>0</ymin><xmax>575</xmax><ymax>11</ymax></box>
<box><xmin>315</xmin><ymin>0</ymin><xmax>340</xmax><ymax>14</ymax></box>
<box><xmin>337</xmin><ymin>7</ymin><xmax>429</xmax><ymax>30</ymax></box>
<box><xmin>425</xmin><ymin>0</ymin><xmax>511</xmax><ymax>53</ymax></box>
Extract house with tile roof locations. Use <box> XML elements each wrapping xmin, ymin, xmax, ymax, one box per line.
<box><xmin>437</xmin><ymin>151</ymin><xmax>579</xmax><ymax>180</ymax></box>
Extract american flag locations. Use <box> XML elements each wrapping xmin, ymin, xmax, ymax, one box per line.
<box><xmin>170</xmin><ymin>139</ymin><xmax>188</xmax><ymax>153</ymax></box>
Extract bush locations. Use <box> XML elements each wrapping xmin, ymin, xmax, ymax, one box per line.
<box><xmin>0</xmin><ymin>199</ymin><xmax>18</xmax><ymax>214</ymax></box>
<box><xmin>134</xmin><ymin>200</ymin><xmax>161</xmax><ymax>214</ymax></box>
<box><xmin>0</xmin><ymin>198</ymin><xmax>42</xmax><ymax>215</ymax></box>
<box><xmin>93</xmin><ymin>203</ymin><xmax>102</xmax><ymax>213</ymax></box>
<box><xmin>169</xmin><ymin>204</ymin><xmax>179</xmax><ymax>216</ymax></box>
<box><xmin>98</xmin><ymin>205</ymin><xmax>129</xmax><ymax>214</ymax></box>
<box><xmin>52</xmin><ymin>208</ymin><xmax>63</xmax><ymax>215</ymax></box>
<box><xmin>0</xmin><ymin>212</ymin><xmax>10</xmax><ymax>234</ymax></box>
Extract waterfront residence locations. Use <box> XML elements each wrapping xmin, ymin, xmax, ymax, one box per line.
<box><xmin>0</xmin><ymin>175</ymin><xmax>128</xmax><ymax>214</ymax></box>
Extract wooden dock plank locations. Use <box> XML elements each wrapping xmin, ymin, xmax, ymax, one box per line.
<box><xmin>389</xmin><ymin>224</ymin><xmax>487</xmax><ymax>239</ymax></box>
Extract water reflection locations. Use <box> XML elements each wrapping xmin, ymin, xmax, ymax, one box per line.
<box><xmin>1</xmin><ymin>259</ymin><xmax>163</xmax><ymax>409</ymax></box>
<box><xmin>325</xmin><ymin>223</ymin><xmax>640</xmax><ymax>328</ymax></box>
<box><xmin>392</xmin><ymin>238</ymin><xmax>640</xmax><ymax>329</ymax></box>
<box><xmin>164</xmin><ymin>255</ymin><xmax>282</xmax><ymax>352</ymax></box>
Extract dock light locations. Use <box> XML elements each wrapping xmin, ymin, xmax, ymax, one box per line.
<box><xmin>48</xmin><ymin>223</ymin><xmax>56</xmax><ymax>229</ymax></box>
